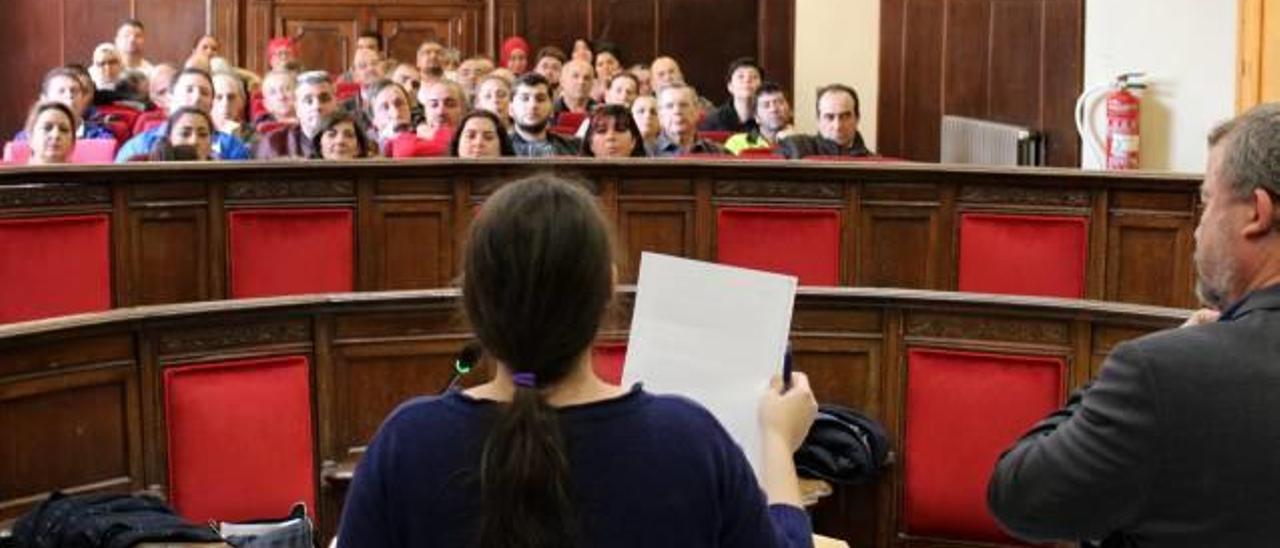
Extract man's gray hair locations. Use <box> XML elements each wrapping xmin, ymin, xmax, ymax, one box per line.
<box><xmin>1209</xmin><ymin>103</ymin><xmax>1280</xmax><ymax>199</ymax></box>
<box><xmin>297</xmin><ymin>70</ymin><xmax>332</xmax><ymax>87</ymax></box>
<box><xmin>656</xmin><ymin>82</ymin><xmax>698</xmax><ymax>100</ymax></box>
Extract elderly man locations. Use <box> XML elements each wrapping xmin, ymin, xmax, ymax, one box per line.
<box><xmin>90</xmin><ymin>43</ymin><xmax>124</xmax><ymax>91</ymax></box>
<box><xmin>257</xmin><ymin>69</ymin><xmax>297</xmax><ymax>125</ymax></box>
<box><xmin>148</xmin><ymin>63</ymin><xmax>178</xmax><ymax>112</ymax></box>
<box><xmin>779</xmin><ymin>84</ymin><xmax>871</xmax><ymax>159</ymax></box>
<box><xmin>211</xmin><ymin>71</ymin><xmax>254</xmax><ymax>144</ymax></box>
<box><xmin>724</xmin><ymin>82</ymin><xmax>795</xmax><ymax>155</ymax></box>
<box><xmin>554</xmin><ymin>59</ymin><xmax>595</xmax><ymax>122</ymax></box>
<box><xmin>114</xmin><ymin>67</ymin><xmax>251</xmax><ymax>161</ymax></box>
<box><xmin>654</xmin><ymin>83</ymin><xmax>724</xmax><ymax>157</ymax></box>
<box><xmin>114</xmin><ymin>20</ymin><xmax>153</xmax><ymax>75</ymax></box>
<box><xmin>700</xmin><ymin>57</ymin><xmax>762</xmax><ymax>133</ymax></box>
<box><xmin>508</xmin><ymin>73</ymin><xmax>578</xmax><ymax>157</ymax></box>
<box><xmin>988</xmin><ymin>104</ymin><xmax>1280</xmax><ymax>545</ymax></box>
<box><xmin>254</xmin><ymin>71</ymin><xmax>338</xmax><ymax>159</ymax></box>
<box><xmin>415</xmin><ymin>79</ymin><xmax>465</xmax><ymax>140</ymax></box>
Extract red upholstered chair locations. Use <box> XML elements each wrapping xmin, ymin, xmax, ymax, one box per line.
<box><xmin>592</xmin><ymin>342</ymin><xmax>627</xmax><ymax>385</ymax></box>
<box><xmin>699</xmin><ymin>130</ymin><xmax>733</xmax><ymax>144</ymax></box>
<box><xmin>958</xmin><ymin>214</ymin><xmax>1089</xmax><ymax>298</ymax></box>
<box><xmin>227</xmin><ymin>209</ymin><xmax>354</xmax><ymax>298</ymax></box>
<box><xmin>716</xmin><ymin>207</ymin><xmax>841</xmax><ymax>285</ymax></box>
<box><xmin>388</xmin><ymin>130</ymin><xmax>449</xmax><ymax>158</ymax></box>
<box><xmin>132</xmin><ymin>109</ymin><xmax>167</xmax><ymax>136</ymax></box>
<box><xmin>737</xmin><ymin>147</ymin><xmax>784</xmax><ymax>160</ymax></box>
<box><xmin>0</xmin><ymin>215</ymin><xmax>111</xmax><ymax>323</ymax></box>
<box><xmin>335</xmin><ymin>82</ymin><xmax>362</xmax><ymax>101</ymax></box>
<box><xmin>904</xmin><ymin>348</ymin><xmax>1063</xmax><ymax>543</ymax></box>
<box><xmin>555</xmin><ymin>111</ymin><xmax>587</xmax><ymax>130</ymax></box>
<box><xmin>2</xmin><ymin>141</ymin><xmax>24</xmax><ymax>163</ymax></box>
<box><xmin>164</xmin><ymin>354</ymin><xmax>316</xmax><ymax>523</ymax></box>
<box><xmin>249</xmin><ymin>91</ymin><xmax>266</xmax><ymax>122</ymax></box>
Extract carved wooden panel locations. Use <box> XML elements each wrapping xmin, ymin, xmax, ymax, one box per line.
<box><xmin>1106</xmin><ymin>214</ymin><xmax>1196</xmax><ymax>307</ymax></box>
<box><xmin>128</xmin><ymin>207</ymin><xmax>211</xmax><ymax>306</ymax></box>
<box><xmin>156</xmin><ymin>321</ymin><xmax>312</xmax><ymax>360</ymax></box>
<box><xmin>857</xmin><ymin>206</ymin><xmax>941</xmax><ymax>289</ymax></box>
<box><xmin>330</xmin><ymin>340</ymin><xmax>465</xmax><ymax>453</ymax></box>
<box><xmin>278</xmin><ymin>6</ymin><xmax>363</xmax><ymax>77</ymax></box>
<box><xmin>369</xmin><ymin>201</ymin><xmax>455</xmax><ymax>289</ymax></box>
<box><xmin>905</xmin><ymin>312</ymin><xmax>1071</xmax><ymax>347</ymax></box>
<box><xmin>0</xmin><ymin>366</ymin><xmax>141</xmax><ymax>517</ymax></box>
<box><xmin>616</xmin><ymin>201</ymin><xmax>696</xmax><ymax>282</ymax></box>
<box><xmin>374</xmin><ymin>5</ymin><xmax>480</xmax><ymax>61</ymax></box>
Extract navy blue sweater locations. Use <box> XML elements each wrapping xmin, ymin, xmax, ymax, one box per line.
<box><xmin>338</xmin><ymin>385</ymin><xmax>813</xmax><ymax>547</ymax></box>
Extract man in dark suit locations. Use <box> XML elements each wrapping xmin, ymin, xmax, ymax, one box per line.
<box><xmin>988</xmin><ymin>103</ymin><xmax>1280</xmax><ymax>546</ymax></box>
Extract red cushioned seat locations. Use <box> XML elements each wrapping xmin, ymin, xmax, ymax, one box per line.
<box><xmin>699</xmin><ymin>130</ymin><xmax>733</xmax><ymax>144</ymax></box>
<box><xmin>3</xmin><ymin>139</ymin><xmax>118</xmax><ymax>164</ymax></box>
<box><xmin>958</xmin><ymin>213</ymin><xmax>1089</xmax><ymax>298</ymax></box>
<box><xmin>716</xmin><ymin>207</ymin><xmax>841</xmax><ymax>285</ymax></box>
<box><xmin>164</xmin><ymin>355</ymin><xmax>315</xmax><ymax>523</ymax></box>
<box><xmin>388</xmin><ymin>130</ymin><xmax>449</xmax><ymax>158</ymax></box>
<box><xmin>904</xmin><ymin>348</ymin><xmax>1063</xmax><ymax>543</ymax></box>
<box><xmin>0</xmin><ymin>215</ymin><xmax>111</xmax><ymax>323</ymax></box>
<box><xmin>592</xmin><ymin>342</ymin><xmax>627</xmax><ymax>385</ymax></box>
<box><xmin>228</xmin><ymin>209</ymin><xmax>354</xmax><ymax>298</ymax></box>
<box><xmin>249</xmin><ymin>91</ymin><xmax>266</xmax><ymax>123</ymax></box>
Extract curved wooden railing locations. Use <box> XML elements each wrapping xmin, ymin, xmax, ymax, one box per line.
<box><xmin>0</xmin><ymin>159</ymin><xmax>1202</xmax><ymax>322</ymax></box>
<box><xmin>0</xmin><ymin>287</ymin><xmax>1188</xmax><ymax>546</ymax></box>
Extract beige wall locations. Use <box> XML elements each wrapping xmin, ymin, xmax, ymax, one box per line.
<box><xmin>793</xmin><ymin>0</ymin><xmax>880</xmax><ymax>151</ymax></box>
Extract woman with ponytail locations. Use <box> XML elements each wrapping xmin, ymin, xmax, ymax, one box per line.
<box><xmin>338</xmin><ymin>175</ymin><xmax>817</xmax><ymax>548</ymax></box>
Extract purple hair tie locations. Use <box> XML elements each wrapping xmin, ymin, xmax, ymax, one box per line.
<box><xmin>512</xmin><ymin>371</ymin><xmax>537</xmax><ymax>388</ymax></box>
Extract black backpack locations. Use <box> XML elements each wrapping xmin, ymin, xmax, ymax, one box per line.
<box><xmin>794</xmin><ymin>404</ymin><xmax>891</xmax><ymax>486</ymax></box>
<box><xmin>8</xmin><ymin>491</ymin><xmax>224</xmax><ymax>548</ymax></box>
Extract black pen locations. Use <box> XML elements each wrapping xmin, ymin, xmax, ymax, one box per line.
<box><xmin>782</xmin><ymin>342</ymin><xmax>793</xmax><ymax>393</ymax></box>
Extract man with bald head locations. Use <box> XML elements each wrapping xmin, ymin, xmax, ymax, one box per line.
<box><xmin>416</xmin><ymin>79</ymin><xmax>465</xmax><ymax>139</ymax></box>
<box><xmin>654</xmin><ymin>83</ymin><xmax>724</xmax><ymax>156</ymax></box>
<box><xmin>114</xmin><ymin>67</ymin><xmax>252</xmax><ymax>161</ymax></box>
<box><xmin>254</xmin><ymin>70</ymin><xmax>339</xmax><ymax>159</ymax></box>
<box><xmin>553</xmin><ymin>59</ymin><xmax>596</xmax><ymax>123</ymax></box>
<box><xmin>779</xmin><ymin>84</ymin><xmax>871</xmax><ymax>159</ymax></box>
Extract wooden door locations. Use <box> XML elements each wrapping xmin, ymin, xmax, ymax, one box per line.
<box><xmin>1239</xmin><ymin>0</ymin><xmax>1280</xmax><ymax>111</ymax></box>
<box><xmin>276</xmin><ymin>5</ymin><xmax>364</xmax><ymax>77</ymax></box>
<box><xmin>372</xmin><ymin>4</ymin><xmax>482</xmax><ymax>62</ymax></box>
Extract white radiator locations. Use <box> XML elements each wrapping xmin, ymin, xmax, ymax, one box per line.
<box><xmin>940</xmin><ymin>115</ymin><xmax>1044</xmax><ymax>166</ymax></box>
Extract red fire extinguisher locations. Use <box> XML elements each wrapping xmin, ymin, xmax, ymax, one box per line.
<box><xmin>1105</xmin><ymin>73</ymin><xmax>1145</xmax><ymax>170</ymax></box>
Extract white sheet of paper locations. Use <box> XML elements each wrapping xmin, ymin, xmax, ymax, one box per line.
<box><xmin>622</xmin><ymin>252</ymin><xmax>798</xmax><ymax>476</ymax></box>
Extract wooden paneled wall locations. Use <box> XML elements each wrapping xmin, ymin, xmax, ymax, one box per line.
<box><xmin>0</xmin><ymin>160</ymin><xmax>1203</xmax><ymax>311</ymax></box>
<box><xmin>878</xmin><ymin>0</ymin><xmax>1084</xmax><ymax>167</ymax></box>
<box><xmin>0</xmin><ymin>288</ymin><xmax>1188</xmax><ymax>546</ymax></box>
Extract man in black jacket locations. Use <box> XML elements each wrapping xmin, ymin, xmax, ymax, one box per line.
<box><xmin>988</xmin><ymin>103</ymin><xmax>1280</xmax><ymax>546</ymax></box>
<box><xmin>779</xmin><ymin>84</ymin><xmax>871</xmax><ymax>159</ymax></box>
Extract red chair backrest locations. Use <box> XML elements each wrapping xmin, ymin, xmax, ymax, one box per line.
<box><xmin>699</xmin><ymin>130</ymin><xmax>733</xmax><ymax>144</ymax></box>
<box><xmin>388</xmin><ymin>131</ymin><xmax>449</xmax><ymax>158</ymax></box>
<box><xmin>335</xmin><ymin>82</ymin><xmax>362</xmax><ymax>101</ymax></box>
<box><xmin>715</xmin><ymin>207</ymin><xmax>842</xmax><ymax>285</ymax></box>
<box><xmin>249</xmin><ymin>91</ymin><xmax>267</xmax><ymax>123</ymax></box>
<box><xmin>957</xmin><ymin>214</ymin><xmax>1089</xmax><ymax>298</ymax></box>
<box><xmin>227</xmin><ymin>208</ymin><xmax>355</xmax><ymax>298</ymax></box>
<box><xmin>133</xmin><ymin>110</ymin><xmax>167</xmax><ymax>136</ymax></box>
<box><xmin>0</xmin><ymin>214</ymin><xmax>112</xmax><ymax>323</ymax></box>
<box><xmin>555</xmin><ymin>111</ymin><xmax>587</xmax><ymax>130</ymax></box>
<box><xmin>3</xmin><ymin>139</ymin><xmax>119</xmax><ymax>164</ymax></box>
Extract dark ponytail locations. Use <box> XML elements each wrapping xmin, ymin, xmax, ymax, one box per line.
<box><xmin>463</xmin><ymin>175</ymin><xmax>615</xmax><ymax>548</ymax></box>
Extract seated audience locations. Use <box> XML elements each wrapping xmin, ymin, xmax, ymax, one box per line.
<box><xmin>115</xmin><ymin>67</ymin><xmax>251</xmax><ymax>161</ymax></box>
<box><xmin>629</xmin><ymin>63</ymin><xmax>653</xmax><ymax>96</ymax></box>
<box><xmin>13</xmin><ymin>67</ymin><xmax>113</xmax><ymax>141</ymax></box>
<box><xmin>109</xmin><ymin>70</ymin><xmax>152</xmax><ymax>110</ymax></box>
<box><xmin>416</xmin><ymin>79</ymin><xmax>465</xmax><ymax>141</ymax></box>
<box><xmin>509</xmin><ymin>73</ymin><xmax>579</xmax><ymax>157</ymax></box>
<box><xmin>211</xmin><ymin>71</ymin><xmax>255</xmax><ymax>146</ymax></box>
<box><xmin>649</xmin><ymin>55</ymin><xmax>713</xmax><ymax>113</ymax></box>
<box><xmin>388</xmin><ymin>63</ymin><xmax>424</xmax><ymax>125</ymax></box>
<box><xmin>500</xmin><ymin>36</ymin><xmax>531</xmax><ymax>75</ymax></box>
<box><xmin>474</xmin><ymin>75</ymin><xmax>513</xmax><ymax>130</ymax></box>
<box><xmin>416</xmin><ymin>40</ymin><xmax>446</xmax><ymax>83</ymax></box>
<box><xmin>442</xmin><ymin>48</ymin><xmax>462</xmax><ymax>80</ymax></box>
<box><xmin>605</xmin><ymin>73</ymin><xmax>639</xmax><ymax>107</ymax></box>
<box><xmin>532</xmin><ymin>46</ymin><xmax>566</xmax><ymax>93</ymax></box>
<box><xmin>23</xmin><ymin>102</ymin><xmax>77</xmax><ymax>165</ymax></box>
<box><xmin>700</xmin><ymin>57</ymin><xmax>762</xmax><ymax>133</ymax></box>
<box><xmin>266</xmin><ymin>37</ymin><xmax>297</xmax><ymax>72</ymax></box>
<box><xmin>725</xmin><ymin>82</ymin><xmax>796</xmax><ymax>155</ymax></box>
<box><xmin>554</xmin><ymin>59</ymin><xmax>596</xmax><ymax>123</ymax></box>
<box><xmin>254</xmin><ymin>70</ymin><xmax>338</xmax><ymax>159</ymax></box>
<box><xmin>581</xmin><ymin>104</ymin><xmax>646</xmax><ymax>158</ymax></box>
<box><xmin>457</xmin><ymin>55</ymin><xmax>495</xmax><ymax>100</ymax></box>
<box><xmin>191</xmin><ymin>35</ymin><xmax>220</xmax><ymax>64</ymax></box>
<box><xmin>348</xmin><ymin>48</ymin><xmax>385</xmax><ymax>86</ymax></box>
<box><xmin>90</xmin><ymin>43</ymin><xmax>124</xmax><ymax>92</ymax></box>
<box><xmin>779</xmin><ymin>84</ymin><xmax>871</xmax><ymax>159</ymax></box>
<box><xmin>591</xmin><ymin>42</ymin><xmax>624</xmax><ymax>103</ymax></box>
<box><xmin>310</xmin><ymin>111</ymin><xmax>374</xmax><ymax>160</ymax></box>
<box><xmin>630</xmin><ymin>95</ymin><xmax>660</xmax><ymax>155</ymax></box>
<box><xmin>257</xmin><ymin>69</ymin><xmax>298</xmax><ymax>125</ymax></box>
<box><xmin>450</xmin><ymin>110</ymin><xmax>515</xmax><ymax>158</ymax></box>
<box><xmin>655</xmin><ymin>84</ymin><xmax>725</xmax><ymax>156</ymax></box>
<box><xmin>365</xmin><ymin>79</ymin><xmax>414</xmax><ymax>150</ymax></box>
<box><xmin>355</xmin><ymin>30</ymin><xmax>382</xmax><ymax>55</ymax></box>
<box><xmin>146</xmin><ymin>107</ymin><xmax>214</xmax><ymax>161</ymax></box>
<box><xmin>336</xmin><ymin>174</ymin><xmax>817</xmax><ymax>548</ymax></box>
<box><xmin>988</xmin><ymin>104</ymin><xmax>1280</xmax><ymax>545</ymax></box>
<box><xmin>114</xmin><ymin>19</ymin><xmax>153</xmax><ymax>75</ymax></box>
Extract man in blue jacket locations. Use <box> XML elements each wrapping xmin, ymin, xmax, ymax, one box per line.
<box><xmin>114</xmin><ymin>67</ymin><xmax>250</xmax><ymax>161</ymax></box>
